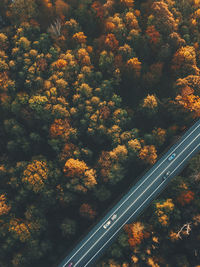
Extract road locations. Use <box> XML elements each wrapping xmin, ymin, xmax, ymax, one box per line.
<box><xmin>58</xmin><ymin>120</ymin><xmax>200</xmax><ymax>267</ymax></box>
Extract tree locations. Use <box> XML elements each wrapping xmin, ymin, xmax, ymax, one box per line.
<box><xmin>177</xmin><ymin>190</ymin><xmax>195</xmax><ymax>206</ymax></box>
<box><xmin>171</xmin><ymin>46</ymin><xmax>199</xmax><ymax>78</ymax></box>
<box><xmin>0</xmin><ymin>194</ymin><xmax>11</xmax><ymax>216</ymax></box>
<box><xmin>9</xmin><ymin>0</ymin><xmax>37</xmax><ymax>24</ymax></box>
<box><xmin>126</xmin><ymin>57</ymin><xmax>141</xmax><ymax>78</ymax></box>
<box><xmin>22</xmin><ymin>160</ymin><xmax>48</xmax><ymax>193</ymax></box>
<box><xmin>60</xmin><ymin>218</ymin><xmax>76</xmax><ymax>237</ymax></box>
<box><xmin>150</xmin><ymin>1</ymin><xmax>178</xmax><ymax>36</ymax></box>
<box><xmin>124</xmin><ymin>221</ymin><xmax>149</xmax><ymax>247</ymax></box>
<box><xmin>139</xmin><ymin>145</ymin><xmax>157</xmax><ymax>165</ymax></box>
<box><xmin>105</xmin><ymin>33</ymin><xmax>119</xmax><ymax>51</ymax></box>
<box><xmin>79</xmin><ymin>203</ymin><xmax>97</xmax><ymax>220</ymax></box>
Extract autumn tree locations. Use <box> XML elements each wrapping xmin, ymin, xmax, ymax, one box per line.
<box><xmin>8</xmin><ymin>0</ymin><xmax>37</xmax><ymax>24</ymax></box>
<box><xmin>63</xmin><ymin>158</ymin><xmax>97</xmax><ymax>192</ymax></box>
<box><xmin>171</xmin><ymin>46</ymin><xmax>199</xmax><ymax>77</ymax></box>
<box><xmin>139</xmin><ymin>145</ymin><xmax>157</xmax><ymax>165</ymax></box>
<box><xmin>150</xmin><ymin>1</ymin><xmax>178</xmax><ymax>36</ymax></box>
<box><xmin>22</xmin><ymin>160</ymin><xmax>48</xmax><ymax>193</ymax></box>
<box><xmin>79</xmin><ymin>203</ymin><xmax>97</xmax><ymax>220</ymax></box>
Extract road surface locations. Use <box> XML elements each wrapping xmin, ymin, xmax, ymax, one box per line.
<box><xmin>58</xmin><ymin>120</ymin><xmax>200</xmax><ymax>267</ymax></box>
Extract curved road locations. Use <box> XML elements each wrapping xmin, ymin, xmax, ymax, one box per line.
<box><xmin>58</xmin><ymin>120</ymin><xmax>200</xmax><ymax>267</ymax></box>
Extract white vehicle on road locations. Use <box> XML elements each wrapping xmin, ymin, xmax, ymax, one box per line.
<box><xmin>103</xmin><ymin>220</ymin><xmax>111</xmax><ymax>229</ymax></box>
<box><xmin>111</xmin><ymin>214</ymin><xmax>117</xmax><ymax>221</ymax></box>
<box><xmin>163</xmin><ymin>171</ymin><xmax>171</xmax><ymax>180</ymax></box>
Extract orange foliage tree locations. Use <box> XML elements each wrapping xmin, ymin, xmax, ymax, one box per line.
<box><xmin>105</xmin><ymin>33</ymin><xmax>119</xmax><ymax>51</ymax></box>
<box><xmin>0</xmin><ymin>194</ymin><xmax>11</xmax><ymax>216</ymax></box>
<box><xmin>126</xmin><ymin>57</ymin><xmax>141</xmax><ymax>77</ymax></box>
<box><xmin>72</xmin><ymin>32</ymin><xmax>87</xmax><ymax>44</ymax></box>
<box><xmin>155</xmin><ymin>199</ymin><xmax>174</xmax><ymax>226</ymax></box>
<box><xmin>22</xmin><ymin>160</ymin><xmax>48</xmax><ymax>193</ymax></box>
<box><xmin>50</xmin><ymin>118</ymin><xmax>71</xmax><ymax>140</ymax></box>
<box><xmin>124</xmin><ymin>222</ymin><xmax>149</xmax><ymax>247</ymax></box>
<box><xmin>8</xmin><ymin>219</ymin><xmax>32</xmax><ymax>242</ymax></box>
<box><xmin>139</xmin><ymin>145</ymin><xmax>157</xmax><ymax>165</ymax></box>
<box><xmin>177</xmin><ymin>190</ymin><xmax>195</xmax><ymax>206</ymax></box>
<box><xmin>79</xmin><ymin>203</ymin><xmax>97</xmax><ymax>220</ymax></box>
<box><xmin>146</xmin><ymin>25</ymin><xmax>161</xmax><ymax>45</ymax></box>
<box><xmin>171</xmin><ymin>46</ymin><xmax>199</xmax><ymax>77</ymax></box>
<box><xmin>175</xmin><ymin>94</ymin><xmax>200</xmax><ymax>117</ymax></box>
<box><xmin>63</xmin><ymin>158</ymin><xmax>97</xmax><ymax>191</ymax></box>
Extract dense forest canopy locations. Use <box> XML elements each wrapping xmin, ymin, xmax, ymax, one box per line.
<box><xmin>0</xmin><ymin>0</ymin><xmax>200</xmax><ymax>266</ymax></box>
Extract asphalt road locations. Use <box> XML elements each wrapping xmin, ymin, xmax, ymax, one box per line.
<box><xmin>58</xmin><ymin>120</ymin><xmax>200</xmax><ymax>267</ymax></box>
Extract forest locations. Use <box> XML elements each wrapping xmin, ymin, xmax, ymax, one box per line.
<box><xmin>0</xmin><ymin>0</ymin><xmax>200</xmax><ymax>266</ymax></box>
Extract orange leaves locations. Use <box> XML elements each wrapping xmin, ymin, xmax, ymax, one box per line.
<box><xmin>55</xmin><ymin>0</ymin><xmax>70</xmax><ymax>18</ymax></box>
<box><xmin>60</xmin><ymin>143</ymin><xmax>77</xmax><ymax>161</ymax></box>
<box><xmin>155</xmin><ymin>199</ymin><xmax>174</xmax><ymax>226</ymax></box>
<box><xmin>0</xmin><ymin>33</ymin><xmax>9</xmax><ymax>50</ymax></box>
<box><xmin>177</xmin><ymin>190</ymin><xmax>195</xmax><ymax>206</ymax></box>
<box><xmin>84</xmin><ymin>169</ymin><xmax>97</xmax><ymax>188</ymax></box>
<box><xmin>171</xmin><ymin>46</ymin><xmax>199</xmax><ymax>77</ymax></box>
<box><xmin>91</xmin><ymin>1</ymin><xmax>104</xmax><ymax>19</ymax></box>
<box><xmin>77</xmin><ymin>48</ymin><xmax>91</xmax><ymax>66</ymax></box>
<box><xmin>120</xmin><ymin>0</ymin><xmax>134</xmax><ymax>8</ymax></box>
<box><xmin>139</xmin><ymin>145</ymin><xmax>157</xmax><ymax>165</ymax></box>
<box><xmin>175</xmin><ymin>94</ymin><xmax>200</xmax><ymax>117</ymax></box>
<box><xmin>64</xmin><ymin>158</ymin><xmax>97</xmax><ymax>190</ymax></box>
<box><xmin>79</xmin><ymin>203</ymin><xmax>97</xmax><ymax>220</ymax></box>
<box><xmin>99</xmin><ymin>105</ymin><xmax>111</xmax><ymax>120</ymax></box>
<box><xmin>105</xmin><ymin>33</ymin><xmax>119</xmax><ymax>51</ymax></box>
<box><xmin>125</xmin><ymin>11</ymin><xmax>139</xmax><ymax>29</ymax></box>
<box><xmin>124</xmin><ymin>222</ymin><xmax>148</xmax><ymax>247</ymax></box>
<box><xmin>146</xmin><ymin>25</ymin><xmax>161</xmax><ymax>45</ymax></box>
<box><xmin>36</xmin><ymin>58</ymin><xmax>47</xmax><ymax>72</ymax></box>
<box><xmin>142</xmin><ymin>95</ymin><xmax>158</xmax><ymax>109</ymax></box>
<box><xmin>0</xmin><ymin>194</ymin><xmax>11</xmax><ymax>216</ymax></box>
<box><xmin>22</xmin><ymin>160</ymin><xmax>48</xmax><ymax>193</ymax></box>
<box><xmin>109</xmin><ymin>145</ymin><xmax>128</xmax><ymax>161</ymax></box>
<box><xmin>126</xmin><ymin>57</ymin><xmax>141</xmax><ymax>77</ymax></box>
<box><xmin>97</xmin><ymin>151</ymin><xmax>112</xmax><ymax>181</ymax></box>
<box><xmin>72</xmin><ymin>32</ymin><xmax>87</xmax><ymax>44</ymax></box>
<box><xmin>9</xmin><ymin>219</ymin><xmax>32</xmax><ymax>242</ymax></box>
<box><xmin>152</xmin><ymin>128</ymin><xmax>166</xmax><ymax>144</ymax></box>
<box><xmin>64</xmin><ymin>158</ymin><xmax>88</xmax><ymax>177</ymax></box>
<box><xmin>128</xmin><ymin>138</ymin><xmax>141</xmax><ymax>152</ymax></box>
<box><xmin>53</xmin><ymin>59</ymin><xmax>68</xmax><ymax>69</ymax></box>
<box><xmin>105</xmin><ymin>21</ymin><xmax>116</xmax><ymax>32</ymax></box>
<box><xmin>50</xmin><ymin>118</ymin><xmax>71</xmax><ymax>139</ymax></box>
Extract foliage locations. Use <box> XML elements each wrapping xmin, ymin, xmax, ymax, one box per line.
<box><xmin>1</xmin><ymin>0</ymin><xmax>200</xmax><ymax>266</ymax></box>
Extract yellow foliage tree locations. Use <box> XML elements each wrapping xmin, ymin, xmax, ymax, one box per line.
<box><xmin>109</xmin><ymin>145</ymin><xmax>128</xmax><ymax>161</ymax></box>
<box><xmin>72</xmin><ymin>32</ymin><xmax>87</xmax><ymax>44</ymax></box>
<box><xmin>64</xmin><ymin>158</ymin><xmax>88</xmax><ymax>177</ymax></box>
<box><xmin>139</xmin><ymin>145</ymin><xmax>157</xmax><ymax>165</ymax></box>
<box><xmin>0</xmin><ymin>194</ymin><xmax>11</xmax><ymax>216</ymax></box>
<box><xmin>22</xmin><ymin>160</ymin><xmax>48</xmax><ymax>193</ymax></box>
<box><xmin>9</xmin><ymin>219</ymin><xmax>32</xmax><ymax>242</ymax></box>
<box><xmin>126</xmin><ymin>57</ymin><xmax>141</xmax><ymax>77</ymax></box>
<box><xmin>142</xmin><ymin>95</ymin><xmax>158</xmax><ymax>109</ymax></box>
<box><xmin>155</xmin><ymin>199</ymin><xmax>174</xmax><ymax>226</ymax></box>
<box><xmin>175</xmin><ymin>94</ymin><xmax>200</xmax><ymax>117</ymax></box>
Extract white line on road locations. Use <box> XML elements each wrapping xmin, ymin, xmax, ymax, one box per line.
<box><xmin>62</xmin><ymin>121</ymin><xmax>200</xmax><ymax>266</ymax></box>
<box><xmin>84</xmin><ymin>142</ymin><xmax>200</xmax><ymax>267</ymax></box>
<box><xmin>75</xmin><ymin>131</ymin><xmax>200</xmax><ymax>266</ymax></box>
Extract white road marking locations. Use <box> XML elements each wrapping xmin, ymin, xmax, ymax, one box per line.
<box><xmin>62</xmin><ymin>121</ymin><xmax>200</xmax><ymax>266</ymax></box>
<box><xmin>84</xmin><ymin>142</ymin><xmax>200</xmax><ymax>267</ymax></box>
<box><xmin>75</xmin><ymin>130</ymin><xmax>200</xmax><ymax>266</ymax></box>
